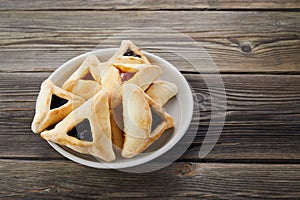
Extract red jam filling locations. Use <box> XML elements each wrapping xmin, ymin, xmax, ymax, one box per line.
<box><xmin>81</xmin><ymin>71</ymin><xmax>94</xmax><ymax>80</ymax></box>
<box><xmin>120</xmin><ymin>72</ymin><xmax>136</xmax><ymax>82</ymax></box>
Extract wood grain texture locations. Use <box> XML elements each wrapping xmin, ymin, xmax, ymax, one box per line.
<box><xmin>1</xmin><ymin>129</ymin><xmax>299</xmax><ymax>161</ymax></box>
<box><xmin>0</xmin><ymin>3</ymin><xmax>300</xmax><ymax>198</ymax></box>
<box><xmin>0</xmin><ymin>0</ymin><xmax>299</xmax><ymax>11</ymax></box>
<box><xmin>1</xmin><ymin>160</ymin><xmax>299</xmax><ymax>199</ymax></box>
<box><xmin>1</xmin><ymin>72</ymin><xmax>299</xmax><ymax>161</ymax></box>
<box><xmin>0</xmin><ymin>11</ymin><xmax>299</xmax><ymax>73</ymax></box>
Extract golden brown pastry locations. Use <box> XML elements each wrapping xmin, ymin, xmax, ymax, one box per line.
<box><xmin>109</xmin><ymin>64</ymin><xmax>163</xmax><ymax>108</ymax></box>
<box><xmin>31</xmin><ymin>79</ymin><xmax>85</xmax><ymax>133</ymax></box>
<box><xmin>107</xmin><ymin>40</ymin><xmax>150</xmax><ymax>65</ymax></box>
<box><xmin>62</xmin><ymin>54</ymin><xmax>102</xmax><ymax>100</ymax></box>
<box><xmin>34</xmin><ymin>40</ymin><xmax>178</xmax><ymax>162</ymax></box>
<box><xmin>121</xmin><ymin>83</ymin><xmax>174</xmax><ymax>158</ymax></box>
<box><xmin>101</xmin><ymin>63</ymin><xmax>163</xmax><ymax>150</ymax></box>
<box><xmin>40</xmin><ymin>90</ymin><xmax>116</xmax><ymax>162</ymax></box>
<box><xmin>101</xmin><ymin>65</ymin><xmax>122</xmax><ymax>96</ymax></box>
<box><xmin>125</xmin><ymin>65</ymin><xmax>163</xmax><ymax>91</ymax></box>
<box><xmin>146</xmin><ymin>81</ymin><xmax>178</xmax><ymax>106</ymax></box>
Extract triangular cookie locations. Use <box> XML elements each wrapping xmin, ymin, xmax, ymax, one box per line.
<box><xmin>62</xmin><ymin>54</ymin><xmax>102</xmax><ymax>100</ymax></box>
<box><xmin>31</xmin><ymin>79</ymin><xmax>85</xmax><ymax>133</ymax></box>
<box><xmin>125</xmin><ymin>65</ymin><xmax>162</xmax><ymax>91</ymax></box>
<box><xmin>100</xmin><ymin>40</ymin><xmax>162</xmax><ymax>96</ymax></box>
<box><xmin>121</xmin><ymin>83</ymin><xmax>174</xmax><ymax>158</ymax></box>
<box><xmin>107</xmin><ymin>40</ymin><xmax>150</xmax><ymax>65</ymax></box>
<box><xmin>41</xmin><ymin>90</ymin><xmax>116</xmax><ymax>162</ymax></box>
<box><xmin>99</xmin><ymin>41</ymin><xmax>164</xmax><ymax>152</ymax></box>
<box><xmin>109</xmin><ymin>64</ymin><xmax>163</xmax><ymax>109</ymax></box>
<box><xmin>101</xmin><ymin>64</ymin><xmax>162</xmax><ymax>149</ymax></box>
<box><xmin>146</xmin><ymin>81</ymin><xmax>178</xmax><ymax>106</ymax></box>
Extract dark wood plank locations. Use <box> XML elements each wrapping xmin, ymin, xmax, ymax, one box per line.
<box><xmin>2</xmin><ymin>73</ymin><xmax>299</xmax><ymax>126</ymax></box>
<box><xmin>1</xmin><ymin>72</ymin><xmax>299</xmax><ymax>161</ymax></box>
<box><xmin>1</xmin><ymin>160</ymin><xmax>299</xmax><ymax>199</ymax></box>
<box><xmin>0</xmin><ymin>0</ymin><xmax>299</xmax><ymax>11</ymax></box>
<box><xmin>0</xmin><ymin>135</ymin><xmax>63</xmax><ymax>159</ymax></box>
<box><xmin>1</xmin><ymin>129</ymin><xmax>299</xmax><ymax>161</ymax></box>
<box><xmin>0</xmin><ymin>11</ymin><xmax>299</xmax><ymax>73</ymax></box>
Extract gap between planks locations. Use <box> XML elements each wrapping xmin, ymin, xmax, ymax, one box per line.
<box><xmin>0</xmin><ymin>0</ymin><xmax>300</xmax><ymax>11</ymax></box>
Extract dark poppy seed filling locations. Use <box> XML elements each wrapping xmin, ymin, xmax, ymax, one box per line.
<box><xmin>81</xmin><ymin>71</ymin><xmax>94</xmax><ymax>80</ymax></box>
<box><xmin>150</xmin><ymin>107</ymin><xmax>163</xmax><ymax>132</ymax></box>
<box><xmin>67</xmin><ymin>119</ymin><xmax>93</xmax><ymax>142</ymax></box>
<box><xmin>123</xmin><ymin>49</ymin><xmax>141</xmax><ymax>58</ymax></box>
<box><xmin>50</xmin><ymin>95</ymin><xmax>68</xmax><ymax>110</ymax></box>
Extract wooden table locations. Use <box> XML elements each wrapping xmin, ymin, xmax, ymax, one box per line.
<box><xmin>1</xmin><ymin>1</ymin><xmax>300</xmax><ymax>199</ymax></box>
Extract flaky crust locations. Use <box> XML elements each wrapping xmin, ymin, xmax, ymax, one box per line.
<box><xmin>121</xmin><ymin>113</ymin><xmax>174</xmax><ymax>159</ymax></box>
<box><xmin>121</xmin><ymin>83</ymin><xmax>174</xmax><ymax>158</ymax></box>
<box><xmin>41</xmin><ymin>90</ymin><xmax>116</xmax><ymax>162</ymax></box>
<box><xmin>107</xmin><ymin>40</ymin><xmax>150</xmax><ymax>65</ymax></box>
<box><xmin>110</xmin><ymin>65</ymin><xmax>163</xmax><ymax>109</ymax></box>
<box><xmin>62</xmin><ymin>54</ymin><xmax>102</xmax><ymax>100</ymax></box>
<box><xmin>101</xmin><ymin>65</ymin><xmax>122</xmax><ymax>96</ymax></box>
<box><xmin>31</xmin><ymin>79</ymin><xmax>85</xmax><ymax>133</ymax></box>
<box><xmin>128</xmin><ymin>65</ymin><xmax>162</xmax><ymax>91</ymax></box>
<box><xmin>35</xmin><ymin>40</ymin><xmax>178</xmax><ymax>162</ymax></box>
<box><xmin>146</xmin><ymin>81</ymin><xmax>178</xmax><ymax>106</ymax></box>
<box><xmin>64</xmin><ymin>79</ymin><xmax>102</xmax><ymax>100</ymax></box>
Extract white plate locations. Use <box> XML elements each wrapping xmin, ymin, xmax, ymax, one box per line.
<box><xmin>48</xmin><ymin>48</ymin><xmax>193</xmax><ymax>169</ymax></box>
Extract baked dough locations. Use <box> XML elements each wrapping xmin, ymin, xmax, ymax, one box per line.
<box><xmin>121</xmin><ymin>83</ymin><xmax>174</xmax><ymax>158</ymax></box>
<box><xmin>41</xmin><ymin>90</ymin><xmax>116</xmax><ymax>162</ymax></box>
<box><xmin>99</xmin><ymin>40</ymin><xmax>164</xmax><ymax>151</ymax></box>
<box><xmin>110</xmin><ymin>64</ymin><xmax>163</xmax><ymax>108</ymax></box>
<box><xmin>126</xmin><ymin>65</ymin><xmax>162</xmax><ymax>91</ymax></box>
<box><xmin>107</xmin><ymin>40</ymin><xmax>150</xmax><ymax>65</ymax></box>
<box><xmin>35</xmin><ymin>40</ymin><xmax>178</xmax><ymax>162</ymax></box>
<box><xmin>146</xmin><ymin>81</ymin><xmax>178</xmax><ymax>106</ymax></box>
<box><xmin>62</xmin><ymin>54</ymin><xmax>102</xmax><ymax>100</ymax></box>
<box><xmin>101</xmin><ymin>65</ymin><xmax>122</xmax><ymax>96</ymax></box>
<box><xmin>31</xmin><ymin>79</ymin><xmax>85</xmax><ymax>133</ymax></box>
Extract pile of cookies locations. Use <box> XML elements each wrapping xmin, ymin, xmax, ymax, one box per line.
<box><xmin>31</xmin><ymin>40</ymin><xmax>178</xmax><ymax>162</ymax></box>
